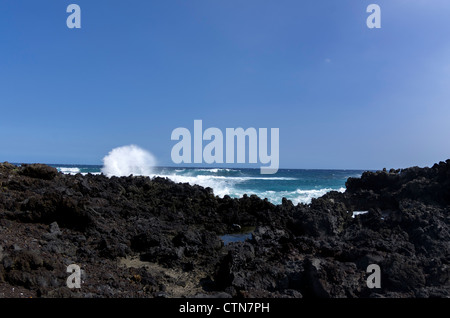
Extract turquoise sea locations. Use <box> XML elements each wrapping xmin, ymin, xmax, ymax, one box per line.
<box><xmin>51</xmin><ymin>164</ymin><xmax>364</xmax><ymax>205</ymax></box>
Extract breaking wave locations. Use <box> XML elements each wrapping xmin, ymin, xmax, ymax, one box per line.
<box><xmin>101</xmin><ymin>145</ymin><xmax>157</xmax><ymax>177</ymax></box>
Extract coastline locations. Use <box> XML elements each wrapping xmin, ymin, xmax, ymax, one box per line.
<box><xmin>0</xmin><ymin>161</ymin><xmax>449</xmax><ymax>298</ymax></box>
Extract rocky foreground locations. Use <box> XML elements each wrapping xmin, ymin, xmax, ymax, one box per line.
<box><xmin>0</xmin><ymin>161</ymin><xmax>449</xmax><ymax>298</ymax></box>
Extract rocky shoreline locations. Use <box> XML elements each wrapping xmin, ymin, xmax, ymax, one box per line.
<box><xmin>0</xmin><ymin>161</ymin><xmax>448</xmax><ymax>298</ymax></box>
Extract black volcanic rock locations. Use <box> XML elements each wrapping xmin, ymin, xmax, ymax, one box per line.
<box><xmin>19</xmin><ymin>164</ymin><xmax>58</xmax><ymax>180</ymax></box>
<box><xmin>345</xmin><ymin>160</ymin><xmax>450</xmax><ymax>207</ymax></box>
<box><xmin>0</xmin><ymin>161</ymin><xmax>449</xmax><ymax>298</ymax></box>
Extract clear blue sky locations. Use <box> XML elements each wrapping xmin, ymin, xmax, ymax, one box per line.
<box><xmin>1</xmin><ymin>0</ymin><xmax>449</xmax><ymax>169</ymax></box>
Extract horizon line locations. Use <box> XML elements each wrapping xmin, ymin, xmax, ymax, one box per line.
<box><xmin>4</xmin><ymin>161</ymin><xmax>392</xmax><ymax>172</ymax></box>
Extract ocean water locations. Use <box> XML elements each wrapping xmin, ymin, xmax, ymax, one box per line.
<box><xmin>52</xmin><ymin>164</ymin><xmax>363</xmax><ymax>205</ymax></box>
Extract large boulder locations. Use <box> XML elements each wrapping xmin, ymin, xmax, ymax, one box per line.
<box><xmin>20</xmin><ymin>164</ymin><xmax>58</xmax><ymax>180</ymax></box>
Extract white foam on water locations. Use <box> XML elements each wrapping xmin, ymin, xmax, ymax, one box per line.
<box><xmin>144</xmin><ymin>171</ymin><xmax>309</xmax><ymax>202</ymax></box>
<box><xmin>58</xmin><ymin>167</ymin><xmax>81</xmax><ymax>174</ymax></box>
<box><xmin>192</xmin><ymin>168</ymin><xmax>240</xmax><ymax>174</ymax></box>
<box><xmin>189</xmin><ymin>186</ymin><xmax>346</xmax><ymax>205</ymax></box>
<box><xmin>165</xmin><ymin>175</ymin><xmax>298</xmax><ymax>181</ymax></box>
<box><xmin>74</xmin><ymin>150</ymin><xmax>347</xmax><ymax>205</ymax></box>
<box><xmin>101</xmin><ymin>145</ymin><xmax>157</xmax><ymax>177</ymax></box>
<box><xmin>292</xmin><ymin>187</ymin><xmax>346</xmax><ymax>205</ymax></box>
<box><xmin>242</xmin><ymin>187</ymin><xmax>346</xmax><ymax>205</ymax></box>
<box><xmin>151</xmin><ymin>173</ymin><xmax>238</xmax><ymax>198</ymax></box>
